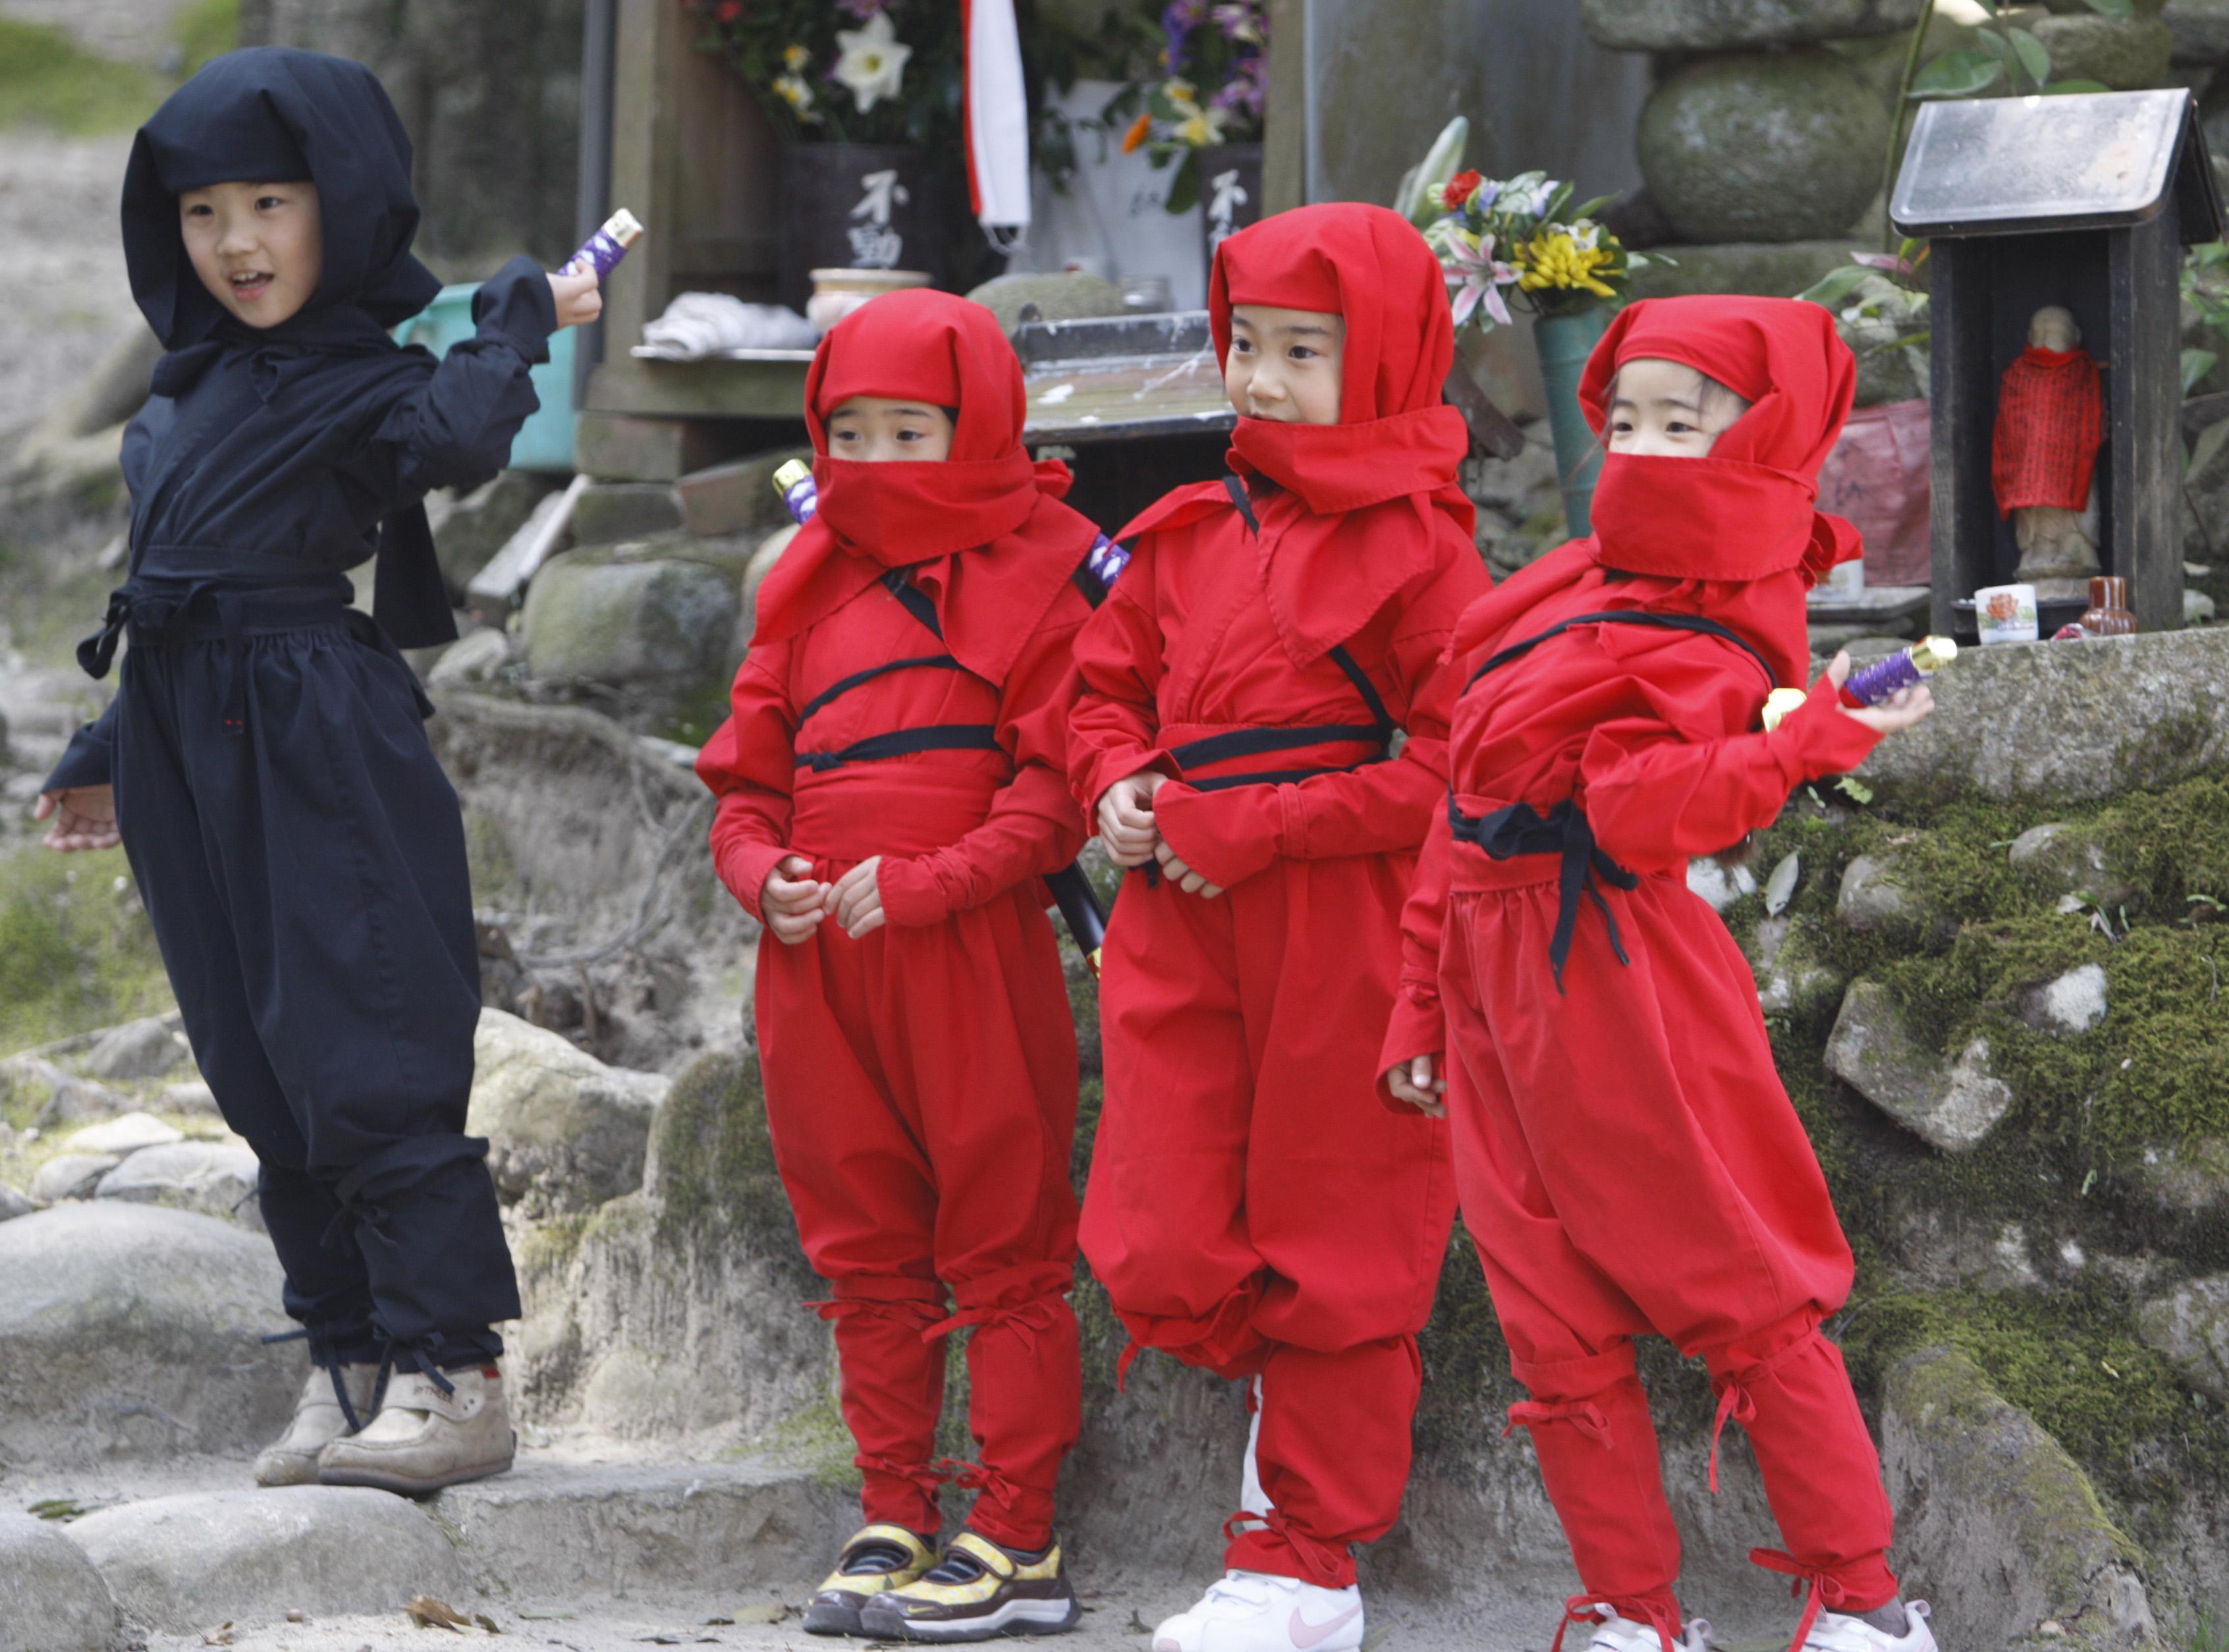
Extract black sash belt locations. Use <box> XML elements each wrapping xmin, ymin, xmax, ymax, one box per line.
<box><xmin>80</xmin><ymin>576</ymin><xmax>356</xmax><ymax>737</ymax></box>
<box><xmin>1447</xmin><ymin>795</ymin><xmax>1638</xmax><ymax>993</ymax></box>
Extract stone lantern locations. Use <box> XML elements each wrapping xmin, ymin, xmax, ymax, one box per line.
<box><xmin>1891</xmin><ymin>88</ymin><xmax>2224</xmax><ymax>636</ymax></box>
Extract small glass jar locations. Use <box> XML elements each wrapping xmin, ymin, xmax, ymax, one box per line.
<box><xmin>2079</xmin><ymin>575</ymin><xmax>2137</xmax><ymax>636</ymax></box>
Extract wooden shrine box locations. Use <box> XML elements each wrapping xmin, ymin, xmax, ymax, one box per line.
<box><xmin>1892</xmin><ymin>90</ymin><xmax>2225</xmax><ymax>636</ymax></box>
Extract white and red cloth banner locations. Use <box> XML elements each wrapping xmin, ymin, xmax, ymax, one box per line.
<box><xmin>963</xmin><ymin>0</ymin><xmax>1032</xmax><ymax>246</ymax></box>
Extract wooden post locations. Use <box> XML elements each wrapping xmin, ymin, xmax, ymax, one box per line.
<box><xmin>1928</xmin><ymin>239</ymin><xmax>2002</xmax><ymax>638</ymax></box>
<box><xmin>2115</xmin><ymin>204</ymin><xmax>2186</xmax><ymax>632</ymax></box>
<box><xmin>1262</xmin><ymin>0</ymin><xmax>1307</xmax><ymax>213</ymax></box>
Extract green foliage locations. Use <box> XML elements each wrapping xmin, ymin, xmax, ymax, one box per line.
<box><xmin>173</xmin><ymin>0</ymin><xmax>237</xmax><ymax>76</ymax></box>
<box><xmin>0</xmin><ymin>19</ymin><xmax>162</xmax><ymax>135</ymax></box>
<box><xmin>0</xmin><ymin>842</ymin><xmax>171</xmax><ymax>1052</ymax></box>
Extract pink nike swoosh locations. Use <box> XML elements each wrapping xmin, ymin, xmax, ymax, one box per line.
<box><xmin>1288</xmin><ymin>1606</ymin><xmax>1362</xmax><ymax>1650</ymax></box>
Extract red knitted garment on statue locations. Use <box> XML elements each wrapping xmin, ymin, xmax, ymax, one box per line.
<box><xmin>1992</xmin><ymin>345</ymin><xmax>2103</xmax><ymax>516</ymax></box>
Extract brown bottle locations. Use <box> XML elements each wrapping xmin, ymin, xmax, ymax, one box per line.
<box><xmin>2079</xmin><ymin>576</ymin><xmax>2137</xmax><ymax>637</ymax></box>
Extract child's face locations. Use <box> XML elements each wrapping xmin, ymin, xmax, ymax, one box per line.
<box><xmin>180</xmin><ymin>180</ymin><xmax>323</xmax><ymax>329</ymax></box>
<box><xmin>825</xmin><ymin>396</ymin><xmax>956</xmax><ymax>462</ymax></box>
<box><xmin>1225</xmin><ymin>304</ymin><xmax>1344</xmax><ymax>426</ymax></box>
<box><xmin>1606</xmin><ymin>357</ymin><xmax>1747</xmax><ymax>458</ymax></box>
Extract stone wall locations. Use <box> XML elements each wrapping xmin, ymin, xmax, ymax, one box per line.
<box><xmin>236</xmin><ymin>0</ymin><xmax>586</xmax><ymax>277</ymax></box>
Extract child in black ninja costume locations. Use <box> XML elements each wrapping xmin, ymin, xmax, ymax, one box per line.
<box><xmin>35</xmin><ymin>47</ymin><xmax>600</xmax><ymax>1493</ymax></box>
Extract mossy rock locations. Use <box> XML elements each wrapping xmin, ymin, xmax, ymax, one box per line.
<box><xmin>964</xmin><ymin>273</ymin><xmax>1128</xmax><ymax>332</ymax></box>
<box><xmin>1637</xmin><ymin>50</ymin><xmax>1890</xmax><ymax>244</ymax></box>
<box><xmin>2029</xmin><ymin>13</ymin><xmax>2176</xmax><ymax>88</ymax></box>
<box><xmin>646</xmin><ymin>1046</ymin><xmax>805</xmax><ymax>1265</ymax></box>
<box><xmin>1881</xmin><ymin>1344</ymin><xmax>2157</xmax><ymax>1638</ymax></box>
<box><xmin>1580</xmin><ymin>0</ymin><xmax>1926</xmax><ymax>50</ymax></box>
<box><xmin>518</xmin><ymin>547</ymin><xmax>737</xmax><ymax>690</ymax></box>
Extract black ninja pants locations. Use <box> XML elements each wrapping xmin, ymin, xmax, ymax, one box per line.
<box><xmin>111</xmin><ymin>608</ymin><xmax>518</xmax><ymax>1367</ymax></box>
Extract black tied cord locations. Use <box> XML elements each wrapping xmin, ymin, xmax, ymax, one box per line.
<box><xmin>260</xmin><ymin>1327</ymin><xmax>389</xmax><ymax>1433</ymax></box>
<box><xmin>1447</xmin><ymin>794</ymin><xmax>1639</xmax><ymax>993</ymax></box>
<box><xmin>80</xmin><ymin>581</ymin><xmax>268</xmax><ymax>736</ymax></box>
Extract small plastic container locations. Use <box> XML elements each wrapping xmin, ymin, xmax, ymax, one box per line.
<box><xmin>393</xmin><ymin>283</ymin><xmax>579</xmax><ymax>474</ymax></box>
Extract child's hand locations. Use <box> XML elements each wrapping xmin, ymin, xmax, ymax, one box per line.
<box><xmin>1385</xmin><ymin>1054</ymin><xmax>1446</xmax><ymax>1118</ymax></box>
<box><xmin>830</xmin><ymin>857</ymin><xmax>887</xmax><ymax>939</ymax></box>
<box><xmin>548</xmin><ymin>271</ymin><xmax>603</xmax><ymax>330</ymax></box>
<box><xmin>1097</xmin><ymin>771</ymin><xmax>1167</xmax><ymax>866</ymax></box>
<box><xmin>1153</xmin><ymin>838</ymin><xmax>1224</xmax><ymax>899</ymax></box>
<box><xmin>760</xmin><ymin>854</ymin><xmax>830</xmax><ymax>945</ymax></box>
<box><xmin>33</xmin><ymin>785</ymin><xmax>119</xmax><ymax>852</ymax></box>
<box><xmin>1826</xmin><ymin>649</ymin><xmax>1935</xmax><ymax>735</ymax></box>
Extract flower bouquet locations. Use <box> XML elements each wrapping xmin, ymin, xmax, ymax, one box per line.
<box><xmin>685</xmin><ymin>0</ymin><xmax>962</xmax><ymax>146</ymax></box>
<box><xmin>1116</xmin><ymin>1</ymin><xmax>1267</xmax><ymax>217</ymax></box>
<box><xmin>1416</xmin><ymin>160</ymin><xmax>1662</xmax><ymax>536</ymax></box>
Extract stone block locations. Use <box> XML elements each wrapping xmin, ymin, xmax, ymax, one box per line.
<box><xmin>63</xmin><ymin>1111</ymin><xmax>183</xmax><ymax>1156</ymax></box>
<box><xmin>430</xmin><ymin>469</ymin><xmax>562</xmax><ymax>594</ymax></box>
<box><xmin>1882</xmin><ymin>1346</ymin><xmax>2157</xmax><ymax>1640</ymax></box>
<box><xmin>1853</xmin><ymin>628</ymin><xmax>2229</xmax><ymax>803</ymax></box>
<box><xmin>1637</xmin><ymin>51</ymin><xmax>1889</xmax><ymax>244</ymax></box>
<box><xmin>568</xmin><ymin>480</ymin><xmax>684</xmax><ymax>547</ymax></box>
<box><xmin>1582</xmin><ymin>0</ymin><xmax>1925</xmax><ymax>51</ymax></box>
<box><xmin>1626</xmin><ymin>240</ymin><xmax>1861</xmax><ymax>303</ymax></box>
<box><xmin>468</xmin><ymin>1008</ymin><xmax>667</xmax><ymax>1215</ymax></box>
<box><xmin>1826</xmin><ymin>979</ymin><xmax>2015</xmax><ymax>1151</ymax></box>
<box><xmin>519</xmin><ymin>549</ymin><xmax>737</xmax><ymax>689</ymax></box>
<box><xmin>2135</xmin><ymin>1273</ymin><xmax>2229</xmax><ymax>1400</ymax></box>
<box><xmin>0</xmin><ymin>1512</ymin><xmax>116</xmax><ymax>1652</ymax></box>
<box><xmin>2018</xmin><ymin>963</ymin><xmax>2109</xmax><ymax>1035</ymax></box>
<box><xmin>65</xmin><ymin>1486</ymin><xmax>464</xmax><ymax>1635</ymax></box>
<box><xmin>81</xmin><ymin>1017</ymin><xmax>186</xmax><ymax>1081</ymax></box>
<box><xmin>96</xmin><ymin>1140</ymin><xmax>262</xmax><ymax>1226</ymax></box>
<box><xmin>966</xmin><ymin>271</ymin><xmax>1130</xmax><ymax>331</ymax></box>
<box><xmin>2029</xmin><ymin>13</ymin><xmax>2176</xmax><ymax>87</ymax></box>
<box><xmin>29</xmin><ymin>1153</ymin><xmax>119</xmax><ymax>1203</ymax></box>
<box><xmin>677</xmin><ymin>446</ymin><xmax>813</xmax><ymax>539</ymax></box>
<box><xmin>0</xmin><ymin>1204</ymin><xmax>298</xmax><ymax>1466</ymax></box>
<box><xmin>2166</xmin><ymin>0</ymin><xmax>2229</xmax><ymax>64</ymax></box>
<box><xmin>575</xmin><ymin>412</ymin><xmax>746</xmax><ymax>483</ymax></box>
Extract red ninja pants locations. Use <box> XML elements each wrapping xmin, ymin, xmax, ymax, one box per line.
<box><xmin>1083</xmin><ymin>859</ymin><xmax>1454</xmax><ymax>1587</ymax></box>
<box><xmin>1437</xmin><ymin>864</ymin><xmax>1897</xmax><ymax>1618</ymax></box>
<box><xmin>756</xmin><ymin>877</ymin><xmax>1083</xmax><ymax>1551</ymax></box>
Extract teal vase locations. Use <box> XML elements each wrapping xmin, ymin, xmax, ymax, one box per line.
<box><xmin>1532</xmin><ymin>305</ymin><xmax>1614</xmax><ymax>539</ymax></box>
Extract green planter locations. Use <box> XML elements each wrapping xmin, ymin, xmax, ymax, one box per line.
<box><xmin>1533</xmin><ymin>306</ymin><xmax>1614</xmax><ymax>539</ymax></box>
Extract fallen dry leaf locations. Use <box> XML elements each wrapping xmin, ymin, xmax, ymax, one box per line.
<box><xmin>474</xmin><ymin>1614</ymin><xmax>503</xmax><ymax>1634</ymax></box>
<box><xmin>729</xmin><ymin>1602</ymin><xmax>790</xmax><ymax>1624</ymax></box>
<box><xmin>406</xmin><ymin>1593</ymin><xmax>470</xmax><ymax>1632</ymax></box>
<box><xmin>202</xmin><ymin>1628</ymin><xmax>234</xmax><ymax>1648</ymax></box>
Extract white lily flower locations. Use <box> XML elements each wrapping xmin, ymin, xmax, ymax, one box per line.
<box><xmin>833</xmin><ymin>11</ymin><xmax>912</xmax><ymax>114</ymax></box>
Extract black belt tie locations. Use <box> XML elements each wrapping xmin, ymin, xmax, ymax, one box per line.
<box><xmin>79</xmin><ymin>578</ymin><xmax>258</xmax><ymax>735</ymax></box>
<box><xmin>1446</xmin><ymin>794</ymin><xmax>1638</xmax><ymax>993</ymax></box>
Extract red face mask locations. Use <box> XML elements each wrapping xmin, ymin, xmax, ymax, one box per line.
<box><xmin>1452</xmin><ymin>296</ymin><xmax>1861</xmax><ymax>688</ymax></box>
<box><xmin>1205</xmin><ymin>202</ymin><xmax>1476</xmax><ymax>662</ymax></box>
<box><xmin>752</xmin><ymin>287</ymin><xmax>1087</xmax><ymax>680</ymax></box>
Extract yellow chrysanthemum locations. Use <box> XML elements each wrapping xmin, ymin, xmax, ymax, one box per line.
<box><xmin>1518</xmin><ymin>231</ymin><xmax>1617</xmax><ymax>298</ymax></box>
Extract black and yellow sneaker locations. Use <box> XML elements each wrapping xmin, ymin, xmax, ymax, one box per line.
<box><xmin>804</xmin><ymin>1524</ymin><xmax>939</xmax><ymax>1636</ymax></box>
<box><xmin>857</xmin><ymin>1529</ymin><xmax>1081</xmax><ymax>1641</ymax></box>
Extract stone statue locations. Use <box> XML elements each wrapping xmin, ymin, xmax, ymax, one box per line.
<box><xmin>1991</xmin><ymin>305</ymin><xmax>2104</xmax><ymax>601</ymax></box>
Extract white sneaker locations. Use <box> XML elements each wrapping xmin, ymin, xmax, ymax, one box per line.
<box><xmin>1580</xmin><ymin>1607</ymin><xmax>1712</xmax><ymax>1652</ymax></box>
<box><xmin>316</xmin><ymin>1363</ymin><xmax>515</xmax><ymax>1495</ymax></box>
<box><xmin>1152</xmin><ymin>1571</ymin><xmax>1362</xmax><ymax>1652</ymax></box>
<box><xmin>1803</xmin><ymin>1603</ymin><xmax>1934</xmax><ymax>1652</ymax></box>
<box><xmin>254</xmin><ymin>1362</ymin><xmax>382</xmax><ymax>1487</ymax></box>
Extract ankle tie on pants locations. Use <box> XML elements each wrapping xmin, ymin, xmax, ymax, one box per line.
<box><xmin>1550</xmin><ymin>1593</ymin><xmax>1684</xmax><ymax>1652</ymax></box>
<box><xmin>1751</xmin><ymin>1549</ymin><xmax>1850</xmax><ymax>1652</ymax></box>
<box><xmin>1220</xmin><ymin>1509</ymin><xmax>1348</xmax><ymax>1589</ymax></box>
<box><xmin>1707</xmin><ymin>1376</ymin><xmax>1759</xmax><ymax>1493</ymax></box>
<box><xmin>1505</xmin><ymin>1398</ymin><xmax>1614</xmax><ymax>1450</ymax></box>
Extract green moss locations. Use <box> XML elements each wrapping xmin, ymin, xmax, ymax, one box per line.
<box><xmin>1412</xmin><ymin>1229</ymin><xmax>1521</xmax><ymax>1464</ymax></box>
<box><xmin>649</xmin><ymin>1047</ymin><xmax>812</xmax><ymax>1279</ymax></box>
<box><xmin>1840</xmin><ymin>1277</ymin><xmax>2224</xmax><ymax>1524</ymax></box>
<box><xmin>0</xmin><ymin>843</ymin><xmax>171</xmax><ymax>1053</ymax></box>
<box><xmin>761</xmin><ymin>1394</ymin><xmax>865</xmax><ymax>1491</ymax></box>
<box><xmin>660</xmin><ymin>676</ymin><xmax>737</xmax><ymax>749</ymax></box>
<box><xmin>512</xmin><ymin>1211</ymin><xmax>593</xmax><ymax>1285</ymax></box>
<box><xmin>0</xmin><ymin>20</ymin><xmax>163</xmax><ymax>134</ymax></box>
<box><xmin>461</xmin><ymin>810</ymin><xmax>520</xmax><ymax>907</ymax></box>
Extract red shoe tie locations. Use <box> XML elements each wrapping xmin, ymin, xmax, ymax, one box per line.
<box><xmin>1751</xmin><ymin>1549</ymin><xmax>1852</xmax><ymax>1652</ymax></box>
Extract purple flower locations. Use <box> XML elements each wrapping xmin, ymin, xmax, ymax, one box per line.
<box><xmin>1209</xmin><ymin>53</ymin><xmax>1265</xmax><ymax>119</ymax></box>
<box><xmin>835</xmin><ymin>0</ymin><xmax>886</xmax><ymax>19</ymax></box>
<box><xmin>1162</xmin><ymin>0</ymin><xmax>1205</xmax><ymax>64</ymax></box>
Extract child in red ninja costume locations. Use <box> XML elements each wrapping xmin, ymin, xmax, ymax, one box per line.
<box><xmin>1381</xmin><ymin>296</ymin><xmax>1937</xmax><ymax>1652</ymax></box>
<box><xmin>696</xmin><ymin>289</ymin><xmax>1098</xmax><ymax>1643</ymax></box>
<box><xmin>1069</xmin><ymin>202</ymin><xmax>1491</xmax><ymax>1652</ymax></box>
